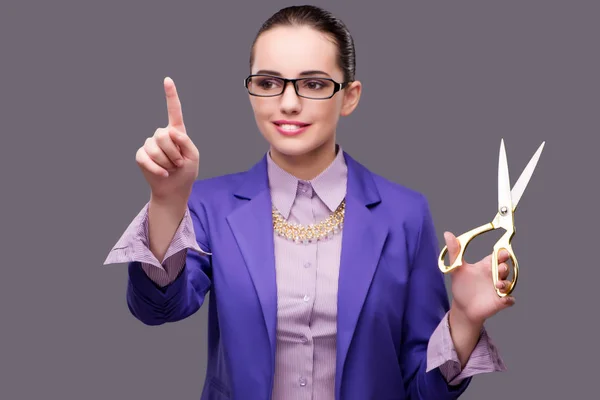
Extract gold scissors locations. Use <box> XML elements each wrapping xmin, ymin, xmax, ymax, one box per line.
<box><xmin>438</xmin><ymin>139</ymin><xmax>545</xmax><ymax>297</ymax></box>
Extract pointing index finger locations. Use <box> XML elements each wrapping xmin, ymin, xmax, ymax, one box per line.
<box><xmin>164</xmin><ymin>77</ymin><xmax>185</xmax><ymax>130</ymax></box>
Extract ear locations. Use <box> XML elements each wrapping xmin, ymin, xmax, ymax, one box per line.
<box><xmin>340</xmin><ymin>80</ymin><xmax>362</xmax><ymax>117</ymax></box>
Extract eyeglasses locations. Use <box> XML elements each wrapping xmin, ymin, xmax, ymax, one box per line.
<box><xmin>244</xmin><ymin>74</ymin><xmax>351</xmax><ymax>100</ymax></box>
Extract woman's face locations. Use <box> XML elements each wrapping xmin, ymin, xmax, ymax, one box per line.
<box><xmin>249</xmin><ymin>25</ymin><xmax>361</xmax><ymax>160</ymax></box>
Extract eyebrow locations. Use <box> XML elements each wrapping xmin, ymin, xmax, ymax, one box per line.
<box><xmin>255</xmin><ymin>69</ymin><xmax>332</xmax><ymax>78</ymax></box>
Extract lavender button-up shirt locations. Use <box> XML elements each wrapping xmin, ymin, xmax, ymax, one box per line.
<box><xmin>104</xmin><ymin>147</ymin><xmax>505</xmax><ymax>399</ymax></box>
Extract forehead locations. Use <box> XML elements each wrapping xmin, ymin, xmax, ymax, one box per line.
<box><xmin>252</xmin><ymin>25</ymin><xmax>341</xmax><ymax>78</ymax></box>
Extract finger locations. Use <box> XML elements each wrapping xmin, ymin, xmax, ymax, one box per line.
<box><xmin>499</xmin><ymin>294</ymin><xmax>516</xmax><ymax>307</ymax></box>
<box><xmin>164</xmin><ymin>77</ymin><xmax>185</xmax><ymax>130</ymax></box>
<box><xmin>144</xmin><ymin>137</ymin><xmax>178</xmax><ymax>171</ymax></box>
<box><xmin>480</xmin><ymin>249</ymin><xmax>507</xmax><ymax>271</ymax></box>
<box><xmin>498</xmin><ymin>262</ymin><xmax>510</xmax><ymax>280</ymax></box>
<box><xmin>155</xmin><ymin>128</ymin><xmax>184</xmax><ymax>167</ymax></box>
<box><xmin>443</xmin><ymin>231</ymin><xmax>461</xmax><ymax>265</ymax></box>
<box><xmin>495</xmin><ymin>279</ymin><xmax>514</xmax><ymax>294</ymax></box>
<box><xmin>136</xmin><ymin>147</ymin><xmax>169</xmax><ymax>178</ymax></box>
<box><xmin>169</xmin><ymin>128</ymin><xmax>199</xmax><ymax>161</ymax></box>
<box><xmin>497</xmin><ymin>248</ymin><xmax>510</xmax><ymax>263</ymax></box>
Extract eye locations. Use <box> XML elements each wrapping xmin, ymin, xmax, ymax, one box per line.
<box><xmin>301</xmin><ymin>79</ymin><xmax>331</xmax><ymax>90</ymax></box>
<box><xmin>256</xmin><ymin>77</ymin><xmax>282</xmax><ymax>89</ymax></box>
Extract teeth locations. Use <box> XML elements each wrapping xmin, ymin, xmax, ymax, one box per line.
<box><xmin>279</xmin><ymin>124</ymin><xmax>303</xmax><ymax>131</ymax></box>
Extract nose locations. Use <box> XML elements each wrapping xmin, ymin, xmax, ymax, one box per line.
<box><xmin>279</xmin><ymin>81</ymin><xmax>301</xmax><ymax>114</ymax></box>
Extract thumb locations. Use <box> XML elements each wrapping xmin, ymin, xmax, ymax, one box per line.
<box><xmin>443</xmin><ymin>231</ymin><xmax>461</xmax><ymax>265</ymax></box>
<box><xmin>169</xmin><ymin>129</ymin><xmax>198</xmax><ymax>161</ymax></box>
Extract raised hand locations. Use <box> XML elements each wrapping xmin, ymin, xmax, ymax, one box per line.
<box><xmin>135</xmin><ymin>77</ymin><xmax>199</xmax><ymax>201</ymax></box>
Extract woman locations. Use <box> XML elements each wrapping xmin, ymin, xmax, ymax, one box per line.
<box><xmin>105</xmin><ymin>5</ymin><xmax>513</xmax><ymax>400</ymax></box>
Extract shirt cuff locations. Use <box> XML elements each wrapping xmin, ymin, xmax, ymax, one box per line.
<box><xmin>103</xmin><ymin>202</ymin><xmax>210</xmax><ymax>279</ymax></box>
<box><xmin>426</xmin><ymin>311</ymin><xmax>507</xmax><ymax>386</ymax></box>
<box><xmin>140</xmin><ymin>249</ymin><xmax>188</xmax><ymax>287</ymax></box>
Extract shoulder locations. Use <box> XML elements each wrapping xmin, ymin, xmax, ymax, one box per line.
<box><xmin>348</xmin><ymin>154</ymin><xmax>431</xmax><ymax>218</ymax></box>
<box><xmin>187</xmin><ymin>154</ymin><xmax>267</xmax><ymax>204</ymax></box>
<box><xmin>192</xmin><ymin>170</ymin><xmax>248</xmax><ymax>194</ymax></box>
<box><xmin>372</xmin><ymin>172</ymin><xmax>432</xmax><ymax>233</ymax></box>
<box><xmin>372</xmin><ymin>172</ymin><xmax>429</xmax><ymax>210</ymax></box>
<box><xmin>187</xmin><ymin>170</ymin><xmax>248</xmax><ymax>209</ymax></box>
<box><xmin>183</xmin><ymin>170</ymin><xmax>251</xmax><ymax>246</ymax></box>
<box><xmin>357</xmin><ymin>163</ymin><xmax>438</xmax><ymax>261</ymax></box>
<box><xmin>347</xmin><ymin>154</ymin><xmax>434</xmax><ymax>246</ymax></box>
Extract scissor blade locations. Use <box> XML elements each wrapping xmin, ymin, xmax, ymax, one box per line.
<box><xmin>498</xmin><ymin>138</ymin><xmax>513</xmax><ymax>212</ymax></box>
<box><xmin>511</xmin><ymin>141</ymin><xmax>545</xmax><ymax>210</ymax></box>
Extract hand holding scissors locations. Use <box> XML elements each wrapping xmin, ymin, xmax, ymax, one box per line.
<box><xmin>438</xmin><ymin>139</ymin><xmax>545</xmax><ymax>297</ymax></box>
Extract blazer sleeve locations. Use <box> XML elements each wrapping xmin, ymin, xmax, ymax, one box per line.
<box><xmin>126</xmin><ymin>197</ymin><xmax>213</xmax><ymax>326</ymax></box>
<box><xmin>399</xmin><ymin>194</ymin><xmax>472</xmax><ymax>399</ymax></box>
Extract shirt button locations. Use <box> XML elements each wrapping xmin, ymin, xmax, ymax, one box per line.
<box><xmin>301</xmin><ymin>336</ymin><xmax>309</xmax><ymax>343</ymax></box>
<box><xmin>299</xmin><ymin>377</ymin><xmax>307</xmax><ymax>387</ymax></box>
<box><xmin>304</xmin><ymin>262</ymin><xmax>311</xmax><ymax>268</ymax></box>
<box><xmin>303</xmin><ymin>295</ymin><xmax>310</xmax><ymax>302</ymax></box>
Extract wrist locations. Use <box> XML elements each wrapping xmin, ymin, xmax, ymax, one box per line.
<box><xmin>448</xmin><ymin>303</ymin><xmax>484</xmax><ymax>368</ymax></box>
<box><xmin>449</xmin><ymin>302</ymin><xmax>484</xmax><ymax>334</ymax></box>
<box><xmin>149</xmin><ymin>193</ymin><xmax>189</xmax><ymax>227</ymax></box>
<box><xmin>150</xmin><ymin>191</ymin><xmax>189</xmax><ymax>209</ymax></box>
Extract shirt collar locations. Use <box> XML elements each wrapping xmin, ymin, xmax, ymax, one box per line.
<box><xmin>266</xmin><ymin>145</ymin><xmax>348</xmax><ymax>219</ymax></box>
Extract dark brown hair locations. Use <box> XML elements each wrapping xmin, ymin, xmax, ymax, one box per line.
<box><xmin>249</xmin><ymin>5</ymin><xmax>356</xmax><ymax>82</ymax></box>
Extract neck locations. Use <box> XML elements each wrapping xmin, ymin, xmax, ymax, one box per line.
<box><xmin>270</xmin><ymin>141</ymin><xmax>337</xmax><ymax>181</ymax></box>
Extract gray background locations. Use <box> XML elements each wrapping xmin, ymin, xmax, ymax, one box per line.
<box><xmin>1</xmin><ymin>0</ymin><xmax>598</xmax><ymax>399</ymax></box>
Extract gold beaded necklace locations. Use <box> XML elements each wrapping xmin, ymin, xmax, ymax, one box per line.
<box><xmin>272</xmin><ymin>199</ymin><xmax>346</xmax><ymax>244</ymax></box>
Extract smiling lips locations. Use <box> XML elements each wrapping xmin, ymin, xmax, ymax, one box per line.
<box><xmin>273</xmin><ymin>120</ymin><xmax>311</xmax><ymax>136</ymax></box>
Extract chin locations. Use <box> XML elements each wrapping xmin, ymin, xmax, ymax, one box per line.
<box><xmin>269</xmin><ymin>139</ymin><xmax>321</xmax><ymax>158</ymax></box>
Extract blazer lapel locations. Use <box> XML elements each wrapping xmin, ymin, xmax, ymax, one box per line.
<box><xmin>335</xmin><ymin>153</ymin><xmax>389</xmax><ymax>400</ymax></box>
<box><xmin>226</xmin><ymin>156</ymin><xmax>278</xmax><ymax>369</ymax></box>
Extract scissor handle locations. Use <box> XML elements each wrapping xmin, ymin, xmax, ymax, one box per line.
<box><xmin>492</xmin><ymin>230</ymin><xmax>518</xmax><ymax>297</ymax></box>
<box><xmin>438</xmin><ymin>222</ymin><xmax>495</xmax><ymax>273</ymax></box>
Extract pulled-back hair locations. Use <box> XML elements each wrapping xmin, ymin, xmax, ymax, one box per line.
<box><xmin>249</xmin><ymin>5</ymin><xmax>356</xmax><ymax>82</ymax></box>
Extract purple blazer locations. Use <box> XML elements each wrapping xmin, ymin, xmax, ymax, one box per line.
<box><xmin>126</xmin><ymin>151</ymin><xmax>472</xmax><ymax>400</ymax></box>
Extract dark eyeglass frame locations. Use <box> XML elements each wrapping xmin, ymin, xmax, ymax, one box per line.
<box><xmin>243</xmin><ymin>74</ymin><xmax>352</xmax><ymax>100</ymax></box>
